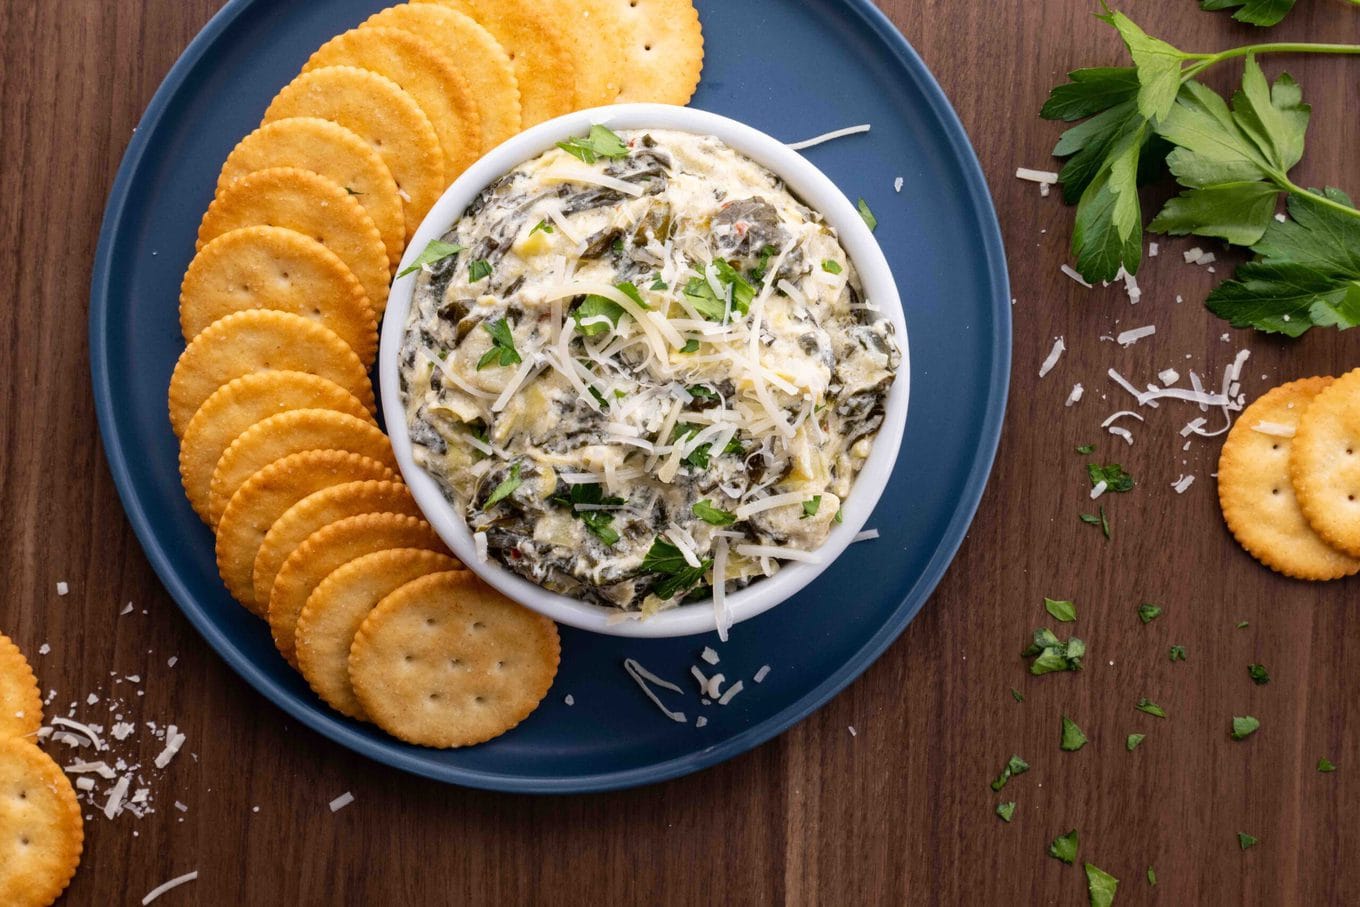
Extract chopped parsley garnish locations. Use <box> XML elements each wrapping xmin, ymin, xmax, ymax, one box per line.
<box><xmin>989</xmin><ymin>754</ymin><xmax>1029</xmax><ymax>792</ymax></box>
<box><xmin>821</xmin><ymin>259</ymin><xmax>843</xmax><ymax>274</ymax></box>
<box><xmin>749</xmin><ymin>245</ymin><xmax>777</xmax><ymax>283</ymax></box>
<box><xmin>555</xmin><ymin>124</ymin><xmax>629</xmax><ymax>163</ymax></box>
<box><xmin>550</xmin><ymin>482</ymin><xmax>624</xmax><ymax>546</ymax></box>
<box><xmin>1138</xmin><ymin>603</ymin><xmax>1163</xmax><ymax>624</ymax></box>
<box><xmin>611</xmin><ymin>237</ymin><xmax>625</xmax><ymax>254</ymax></box>
<box><xmin>1238</xmin><ymin>832</ymin><xmax>1258</xmax><ymax>851</ymax></box>
<box><xmin>692</xmin><ymin>500</ymin><xmax>736</xmax><ymax>526</ymax></box>
<box><xmin>641</xmin><ymin>537</ymin><xmax>712</xmax><ymax>600</ymax></box>
<box><xmin>482</xmin><ymin>463</ymin><xmax>522</xmax><ymax>509</ymax></box>
<box><xmin>529</xmin><ymin>219</ymin><xmax>554</xmax><ymax>236</ymax></box>
<box><xmin>683</xmin><ymin>259</ymin><xmax>756</xmax><ymax>321</ymax></box>
<box><xmin>1060</xmin><ymin>716</ymin><xmax>1088</xmax><ymax>751</ymax></box>
<box><xmin>650</xmin><ymin>274</ymin><xmax>668</xmax><ymax>290</ymax></box>
<box><xmin>857</xmin><ymin>197</ymin><xmax>877</xmax><ymax>232</ymax></box>
<box><xmin>1231</xmin><ymin>715</ymin><xmax>1260</xmax><ymax>740</ymax></box>
<box><xmin>1248</xmin><ymin>663</ymin><xmax>1270</xmax><ymax>685</ymax></box>
<box><xmin>1318</xmin><ymin>757</ymin><xmax>1337</xmax><ymax>773</ymax></box>
<box><xmin>1085</xmin><ymin>864</ymin><xmax>1118</xmax><ymax>907</ymax></box>
<box><xmin>1044</xmin><ymin>598</ymin><xmax>1077</xmax><ymax>623</ymax></box>
<box><xmin>1147</xmin><ymin>867</ymin><xmax>1157</xmax><ymax>887</ymax></box>
<box><xmin>574</xmin><ymin>295</ymin><xmax>626</xmax><ymax>335</ymax></box>
<box><xmin>833</xmin><ymin>507</ymin><xmax>844</xmax><ymax>524</ymax></box>
<box><xmin>1136</xmin><ymin>698</ymin><xmax>1167</xmax><ymax>718</ymax></box>
<box><xmin>1087</xmin><ymin>462</ymin><xmax>1135</xmax><ymax>492</ymax></box>
<box><xmin>1021</xmin><ymin>628</ymin><xmax>1085</xmax><ymax>675</ymax></box>
<box><xmin>996</xmin><ymin>801</ymin><xmax>1016</xmax><ymax>823</ymax></box>
<box><xmin>1010</xmin><ymin>688</ymin><xmax>1024</xmax><ymax>703</ymax></box>
<box><xmin>672</xmin><ymin>423</ymin><xmax>741</xmax><ymax>469</ymax></box>
<box><xmin>1049</xmin><ymin>829</ymin><xmax>1078</xmax><ymax>864</ymax></box>
<box><xmin>1075</xmin><ymin>443</ymin><xmax>1096</xmax><ymax>454</ymax></box>
<box><xmin>1078</xmin><ymin>509</ymin><xmax>1110</xmax><ymax>539</ymax></box>
<box><xmin>476</xmin><ymin>318</ymin><xmax>522</xmax><ymax>370</ymax></box>
<box><xmin>468</xmin><ymin>258</ymin><xmax>493</xmax><ymax>282</ymax></box>
<box><xmin>1127</xmin><ymin>733</ymin><xmax>1146</xmax><ymax>751</ymax></box>
<box><xmin>1169</xmin><ymin>645</ymin><xmax>1187</xmax><ymax>662</ymax></box>
<box><xmin>687</xmin><ymin>384</ymin><xmax>718</xmax><ymax>400</ymax></box>
<box><xmin>802</xmin><ymin>496</ymin><xmax>822</xmax><ymax>519</ymax></box>
<box><xmin>679</xmin><ymin>338</ymin><xmax>700</xmax><ymax>353</ymax></box>
<box><xmin>396</xmin><ymin>239</ymin><xmax>464</xmax><ymax>278</ymax></box>
<box><xmin>616</xmin><ymin>281</ymin><xmax>649</xmax><ymax>308</ymax></box>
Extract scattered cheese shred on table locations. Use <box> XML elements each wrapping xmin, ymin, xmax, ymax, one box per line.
<box><xmin>1065</xmin><ymin>384</ymin><xmax>1084</xmax><ymax>407</ymax></box>
<box><xmin>328</xmin><ymin>792</ymin><xmax>355</xmax><ymax>813</ymax></box>
<box><xmin>1108</xmin><ymin>426</ymin><xmax>1134</xmax><ymax>445</ymax></box>
<box><xmin>1060</xmin><ymin>265</ymin><xmax>1093</xmax><ymax>288</ymax></box>
<box><xmin>1015</xmin><ymin>167</ymin><xmax>1059</xmax><ymax>184</ymax></box>
<box><xmin>786</xmin><ymin>123</ymin><xmax>871</xmax><ymax>150</ymax></box>
<box><xmin>1172</xmin><ymin>475</ymin><xmax>1195</xmax><ymax>494</ymax></box>
<box><xmin>1039</xmin><ymin>337</ymin><xmax>1066</xmax><ymax>378</ymax></box>
<box><xmin>141</xmin><ymin>871</ymin><xmax>199</xmax><ymax>905</ymax></box>
<box><xmin>1090</xmin><ymin>481</ymin><xmax>1108</xmax><ymax>500</ymax></box>
<box><xmin>1116</xmin><ymin>325</ymin><xmax>1156</xmax><ymax>347</ymax></box>
<box><xmin>893</xmin><ymin>176</ymin><xmax>903</xmax><ymax>192</ymax></box>
<box><xmin>153</xmin><ymin>727</ymin><xmax>186</xmax><ymax>769</ymax></box>
<box><xmin>56</xmin><ymin>582</ymin><xmax>69</xmax><ymax>596</ymax></box>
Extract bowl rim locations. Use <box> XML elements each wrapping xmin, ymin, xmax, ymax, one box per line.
<box><xmin>379</xmin><ymin>102</ymin><xmax>911</xmax><ymax>638</ymax></box>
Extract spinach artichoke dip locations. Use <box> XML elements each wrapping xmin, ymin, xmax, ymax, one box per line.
<box><xmin>398</xmin><ymin>126</ymin><xmax>900</xmax><ymax>619</ymax></box>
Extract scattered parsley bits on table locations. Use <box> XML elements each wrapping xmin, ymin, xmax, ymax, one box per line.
<box><xmin>1078</xmin><ymin>508</ymin><xmax>1111</xmax><ymax>539</ymax></box>
<box><xmin>1169</xmin><ymin>645</ymin><xmax>1187</xmax><ymax>662</ymax></box>
<box><xmin>1238</xmin><ymin>832</ymin><xmax>1259</xmax><ymax>851</ymax></box>
<box><xmin>1126</xmin><ymin>733</ymin><xmax>1146</xmax><ymax>751</ymax></box>
<box><xmin>1236</xmin><ymin>620</ymin><xmax>1250</xmax><ymax>629</ymax></box>
<box><xmin>990</xmin><ymin>755</ymin><xmax>1030</xmax><ymax>792</ymax></box>
<box><xmin>1085</xmin><ymin>863</ymin><xmax>1119</xmax><ymax>907</ymax></box>
<box><xmin>1248</xmin><ymin>663</ymin><xmax>1270</xmax><ymax>684</ymax></box>
<box><xmin>1318</xmin><ymin>757</ymin><xmax>1337</xmax><ymax>773</ymax></box>
<box><xmin>1231</xmin><ymin>715</ymin><xmax>1260</xmax><ymax>740</ymax></box>
<box><xmin>1049</xmin><ymin>829</ymin><xmax>1079</xmax><ymax>864</ymax></box>
<box><xmin>1147</xmin><ymin>867</ymin><xmax>1157</xmax><ymax>886</ymax></box>
<box><xmin>1075</xmin><ymin>443</ymin><xmax>1095</xmax><ymax>455</ymax></box>
<box><xmin>1087</xmin><ymin>463</ymin><xmax>1135</xmax><ymax>492</ymax></box>
<box><xmin>1061</xmin><ymin>716</ymin><xmax>1089</xmax><ymax>751</ymax></box>
<box><xmin>996</xmin><ymin>801</ymin><xmax>1016</xmax><ymax>823</ymax></box>
<box><xmin>1136</xmin><ymin>698</ymin><xmax>1167</xmax><ymax>718</ymax></box>
<box><xmin>1138</xmin><ymin>603</ymin><xmax>1163</xmax><ymax>624</ymax></box>
<box><xmin>1022</xmin><ymin>628</ymin><xmax>1085</xmax><ymax>675</ymax></box>
<box><xmin>1045</xmin><ymin>598</ymin><xmax>1077</xmax><ymax>622</ymax></box>
<box><xmin>1010</xmin><ymin>688</ymin><xmax>1025</xmax><ymax>703</ymax></box>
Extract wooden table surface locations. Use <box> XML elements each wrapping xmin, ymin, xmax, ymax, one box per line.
<box><xmin>3</xmin><ymin>0</ymin><xmax>1359</xmax><ymax>903</ymax></box>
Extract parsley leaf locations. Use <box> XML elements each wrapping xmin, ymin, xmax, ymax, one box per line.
<box><xmin>1147</xmin><ymin>867</ymin><xmax>1157</xmax><ymax>886</ymax></box>
<box><xmin>556</xmin><ymin>124</ymin><xmax>629</xmax><ymax>163</ymax></box>
<box><xmin>682</xmin><ymin>260</ymin><xmax>755</xmax><ymax>321</ymax></box>
<box><xmin>801</xmin><ymin>496</ymin><xmax>822</xmax><ymax>519</ymax></box>
<box><xmin>1237</xmin><ymin>620</ymin><xmax>1250</xmax><ymax>629</ymax></box>
<box><xmin>1169</xmin><ymin>645</ymin><xmax>1187</xmax><ymax>662</ymax></box>
<box><xmin>550</xmin><ymin>482</ymin><xmax>624</xmax><ymax>546</ymax></box>
<box><xmin>574</xmin><ymin>295</ymin><xmax>626</xmax><ymax>335</ymax></box>
<box><xmin>989</xmin><ymin>754</ymin><xmax>1030</xmax><ymax>792</ymax></box>
<box><xmin>1248</xmin><ymin>663</ymin><xmax>1270</xmax><ymax>684</ymax></box>
<box><xmin>650</xmin><ymin>274</ymin><xmax>668</xmax><ymax>290</ymax></box>
<box><xmin>483</xmin><ymin>462</ymin><xmax>522</xmax><ymax>508</ymax></box>
<box><xmin>687</xmin><ymin>384</ymin><xmax>718</xmax><ymax>401</ymax></box>
<box><xmin>1075</xmin><ymin>443</ymin><xmax>1096</xmax><ymax>454</ymax></box>
<box><xmin>1201</xmin><ymin>0</ymin><xmax>1295</xmax><ymax>27</ymax></box>
<box><xmin>529</xmin><ymin>219</ymin><xmax>555</xmax><ymax>236</ymax></box>
<box><xmin>1021</xmin><ymin>628</ymin><xmax>1085</xmax><ymax>675</ymax></box>
<box><xmin>1127</xmin><ymin>733</ymin><xmax>1146</xmax><ymax>751</ymax></box>
<box><xmin>857</xmin><ymin>198</ymin><xmax>877</xmax><ymax>231</ymax></box>
<box><xmin>397</xmin><ymin>239</ymin><xmax>464</xmax><ymax>278</ymax></box>
<box><xmin>1138</xmin><ymin>603</ymin><xmax>1163</xmax><ymax>624</ymax></box>
<box><xmin>692</xmin><ymin>500</ymin><xmax>736</xmax><ymax>526</ymax></box>
<box><xmin>1100</xmin><ymin>9</ymin><xmax>1188</xmax><ymax>121</ymax></box>
<box><xmin>1010</xmin><ymin>688</ymin><xmax>1025</xmax><ymax>703</ymax></box>
<box><xmin>1045</xmin><ymin>598</ymin><xmax>1077</xmax><ymax>622</ymax></box>
<box><xmin>1049</xmin><ymin>829</ymin><xmax>1079</xmax><ymax>864</ymax></box>
<box><xmin>476</xmin><ymin>318</ymin><xmax>522</xmax><ymax>370</ymax></box>
<box><xmin>822</xmin><ymin>259</ymin><xmax>843</xmax><ymax>274</ymax></box>
<box><xmin>1136</xmin><ymin>697</ymin><xmax>1167</xmax><ymax>718</ymax></box>
<box><xmin>641</xmin><ymin>538</ymin><xmax>711</xmax><ymax>601</ymax></box>
<box><xmin>680</xmin><ymin>338</ymin><xmax>700</xmax><ymax>353</ymax></box>
<box><xmin>1041</xmin><ymin>67</ymin><xmax>1140</xmax><ymax>123</ymax></box>
<box><xmin>1080</xmin><ymin>508</ymin><xmax>1110</xmax><ymax>539</ymax></box>
<box><xmin>1088</xmin><ymin>463</ymin><xmax>1135</xmax><ymax>492</ymax></box>
<box><xmin>1085</xmin><ymin>864</ymin><xmax>1119</xmax><ymax>907</ymax></box>
<box><xmin>1318</xmin><ymin>757</ymin><xmax>1337</xmax><ymax>773</ymax></box>
<box><xmin>996</xmin><ymin>801</ymin><xmax>1016</xmax><ymax>823</ymax></box>
<box><xmin>468</xmin><ymin>259</ymin><xmax>492</xmax><ymax>282</ymax></box>
<box><xmin>1060</xmin><ymin>716</ymin><xmax>1089</xmax><ymax>751</ymax></box>
<box><xmin>1238</xmin><ymin>832</ymin><xmax>1259</xmax><ymax>851</ymax></box>
<box><xmin>1231</xmin><ymin>715</ymin><xmax>1260</xmax><ymax>740</ymax></box>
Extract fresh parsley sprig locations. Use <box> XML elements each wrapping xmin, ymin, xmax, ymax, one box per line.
<box><xmin>556</xmin><ymin>125</ymin><xmax>629</xmax><ymax>164</ymax></box>
<box><xmin>476</xmin><ymin>318</ymin><xmax>521</xmax><ymax>370</ymax></box>
<box><xmin>641</xmin><ymin>537</ymin><xmax>711</xmax><ymax>600</ymax></box>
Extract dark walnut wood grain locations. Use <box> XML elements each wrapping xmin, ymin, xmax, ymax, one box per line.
<box><xmin>2</xmin><ymin>1</ymin><xmax>1358</xmax><ymax>903</ymax></box>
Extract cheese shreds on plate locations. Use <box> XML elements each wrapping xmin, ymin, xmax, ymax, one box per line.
<box><xmin>141</xmin><ymin>871</ymin><xmax>199</xmax><ymax>905</ymax></box>
<box><xmin>717</xmin><ymin>680</ymin><xmax>745</xmax><ymax>705</ymax></box>
<box><xmin>623</xmin><ymin>658</ymin><xmax>687</xmax><ymax>723</ymax></box>
<box><xmin>785</xmin><ymin>123</ymin><xmax>871</xmax><ymax>150</ymax></box>
<box><xmin>753</xmin><ymin>664</ymin><xmax>771</xmax><ymax>683</ymax></box>
<box><xmin>1038</xmin><ymin>337</ymin><xmax>1065</xmax><ymax>378</ymax></box>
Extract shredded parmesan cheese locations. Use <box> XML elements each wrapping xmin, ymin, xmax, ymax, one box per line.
<box><xmin>141</xmin><ymin>871</ymin><xmax>199</xmax><ymax>905</ymax></box>
<box><xmin>1039</xmin><ymin>337</ymin><xmax>1066</xmax><ymax>378</ymax></box>
<box><xmin>786</xmin><ymin>123</ymin><xmax>871</xmax><ymax>150</ymax></box>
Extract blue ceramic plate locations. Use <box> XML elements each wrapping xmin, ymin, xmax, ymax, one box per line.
<box><xmin>90</xmin><ymin>0</ymin><xmax>1009</xmax><ymax>793</ymax></box>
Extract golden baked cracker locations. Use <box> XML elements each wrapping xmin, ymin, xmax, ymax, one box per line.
<box><xmin>167</xmin><ymin>310</ymin><xmax>375</xmax><ymax>438</ymax></box>
<box><xmin>208</xmin><ymin>409</ymin><xmax>397</xmax><ymax>526</ymax></box>
<box><xmin>268</xmin><ymin>513</ymin><xmax>447</xmax><ymax>668</ymax></box>
<box><xmin>418</xmin><ymin>0</ymin><xmax>579</xmax><ymax>126</ymax></box>
<box><xmin>196</xmin><ymin>167</ymin><xmax>391</xmax><ymax>315</ymax></box>
<box><xmin>252</xmin><ymin>480</ymin><xmax>419</xmax><ymax>610</ymax></box>
<box><xmin>218</xmin><ymin>119</ymin><xmax>406</xmax><ymax>269</ymax></box>
<box><xmin>1291</xmin><ymin>367</ymin><xmax>1360</xmax><ymax>558</ymax></box>
<box><xmin>349</xmin><ymin>570</ymin><xmax>559</xmax><ymax>748</ymax></box>
<box><xmin>215</xmin><ymin>451</ymin><xmax>396</xmax><ymax>614</ymax></box>
<box><xmin>179</xmin><ymin>371</ymin><xmax>374</xmax><ymax>524</ymax></box>
<box><xmin>0</xmin><ymin>634</ymin><xmax>41</xmax><ymax>738</ymax></box>
<box><xmin>180</xmin><ymin>226</ymin><xmax>378</xmax><ymax>366</ymax></box>
<box><xmin>602</xmin><ymin>0</ymin><xmax>704</xmax><ymax>104</ymax></box>
<box><xmin>263</xmin><ymin>65</ymin><xmax>444</xmax><ymax>241</ymax></box>
<box><xmin>361</xmin><ymin>4</ymin><xmax>521</xmax><ymax>152</ymax></box>
<box><xmin>296</xmin><ymin>548</ymin><xmax>462</xmax><ymax>719</ymax></box>
<box><xmin>1218</xmin><ymin>377</ymin><xmax>1360</xmax><ymax>580</ymax></box>
<box><xmin>0</xmin><ymin>737</ymin><xmax>83</xmax><ymax>906</ymax></box>
<box><xmin>303</xmin><ymin>27</ymin><xmax>481</xmax><ymax>184</ymax></box>
<box><xmin>552</xmin><ymin>0</ymin><xmax>626</xmax><ymax>107</ymax></box>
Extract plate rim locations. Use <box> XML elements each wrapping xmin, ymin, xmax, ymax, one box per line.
<box><xmin>88</xmin><ymin>0</ymin><xmax>1011</xmax><ymax>794</ymax></box>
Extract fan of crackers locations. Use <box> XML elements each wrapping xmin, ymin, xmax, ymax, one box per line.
<box><xmin>1219</xmin><ymin>368</ymin><xmax>1360</xmax><ymax>581</ymax></box>
<box><xmin>166</xmin><ymin>1</ymin><xmax>704</xmax><ymax>749</ymax></box>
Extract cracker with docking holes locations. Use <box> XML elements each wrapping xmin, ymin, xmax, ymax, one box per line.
<box><xmin>349</xmin><ymin>570</ymin><xmax>559</xmax><ymax>748</ymax></box>
<box><xmin>179</xmin><ymin>371</ymin><xmax>374</xmax><ymax>524</ymax></box>
<box><xmin>180</xmin><ymin>226</ymin><xmax>377</xmax><ymax>365</ymax></box>
<box><xmin>168</xmin><ymin>310</ymin><xmax>375</xmax><ymax>438</ymax></box>
<box><xmin>603</xmin><ymin>0</ymin><xmax>704</xmax><ymax>104</ymax></box>
<box><xmin>215</xmin><ymin>451</ymin><xmax>396</xmax><ymax>614</ymax></box>
<box><xmin>268</xmin><ymin>513</ymin><xmax>447</xmax><ymax>668</ymax></box>
<box><xmin>252</xmin><ymin>480</ymin><xmax>419</xmax><ymax>610</ymax></box>
<box><xmin>1292</xmin><ymin>367</ymin><xmax>1360</xmax><ymax>558</ymax></box>
<box><xmin>0</xmin><ymin>634</ymin><xmax>41</xmax><ymax>738</ymax></box>
<box><xmin>548</xmin><ymin>0</ymin><xmax>626</xmax><ymax>108</ymax></box>
<box><xmin>297</xmin><ymin>548</ymin><xmax>463</xmax><ymax>718</ymax></box>
<box><xmin>263</xmin><ymin>66</ymin><xmax>444</xmax><ymax>241</ymax></box>
<box><xmin>303</xmin><ymin>27</ymin><xmax>481</xmax><ymax>185</ymax></box>
<box><xmin>197</xmin><ymin>166</ymin><xmax>391</xmax><ymax>315</ymax></box>
<box><xmin>360</xmin><ymin>4</ymin><xmax>520</xmax><ymax>152</ymax></box>
<box><xmin>418</xmin><ymin>0</ymin><xmax>579</xmax><ymax>126</ymax></box>
<box><xmin>218</xmin><ymin>119</ymin><xmax>406</xmax><ymax>269</ymax></box>
<box><xmin>208</xmin><ymin>409</ymin><xmax>398</xmax><ymax>526</ymax></box>
<box><xmin>0</xmin><ymin>737</ymin><xmax>83</xmax><ymax>907</ymax></box>
<box><xmin>1218</xmin><ymin>377</ymin><xmax>1360</xmax><ymax>580</ymax></box>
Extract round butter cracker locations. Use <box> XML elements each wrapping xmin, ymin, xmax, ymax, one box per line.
<box><xmin>601</xmin><ymin>0</ymin><xmax>704</xmax><ymax>105</ymax></box>
<box><xmin>0</xmin><ymin>634</ymin><xmax>42</xmax><ymax>739</ymax></box>
<box><xmin>181</xmin><ymin>226</ymin><xmax>378</xmax><ymax>366</ymax></box>
<box><xmin>267</xmin><ymin>513</ymin><xmax>447</xmax><ymax>668</ymax></box>
<box><xmin>1291</xmin><ymin>367</ymin><xmax>1360</xmax><ymax>558</ymax></box>
<box><xmin>297</xmin><ymin>548</ymin><xmax>463</xmax><ymax>719</ymax></box>
<box><xmin>1218</xmin><ymin>376</ymin><xmax>1360</xmax><ymax>580</ymax></box>
<box><xmin>0</xmin><ymin>737</ymin><xmax>83</xmax><ymax>907</ymax></box>
<box><xmin>215</xmin><ymin>451</ymin><xmax>396</xmax><ymax>614</ymax></box>
<box><xmin>349</xmin><ymin>571</ymin><xmax>559</xmax><ymax>748</ymax></box>
<box><xmin>168</xmin><ymin>310</ymin><xmax>375</xmax><ymax>438</ymax></box>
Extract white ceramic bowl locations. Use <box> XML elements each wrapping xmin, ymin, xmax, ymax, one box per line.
<box><xmin>380</xmin><ymin>104</ymin><xmax>910</xmax><ymax>638</ymax></box>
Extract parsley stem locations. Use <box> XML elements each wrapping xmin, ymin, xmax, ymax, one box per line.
<box><xmin>1278</xmin><ymin>176</ymin><xmax>1360</xmax><ymax>221</ymax></box>
<box><xmin>1181</xmin><ymin>42</ymin><xmax>1360</xmax><ymax>81</ymax></box>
